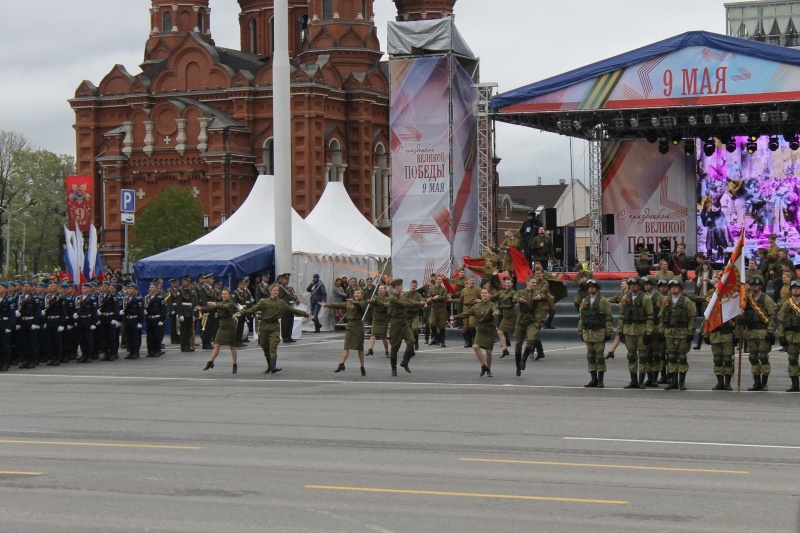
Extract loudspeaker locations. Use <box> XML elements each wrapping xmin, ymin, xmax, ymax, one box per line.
<box><xmin>601</xmin><ymin>213</ymin><xmax>615</xmax><ymax>235</ymax></box>
<box><xmin>543</xmin><ymin>207</ymin><xmax>557</xmax><ymax>231</ymax></box>
<box><xmin>552</xmin><ymin>226</ymin><xmax>577</xmax><ymax>270</ymax></box>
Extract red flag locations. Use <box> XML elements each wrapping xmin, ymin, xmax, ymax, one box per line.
<box><xmin>462</xmin><ymin>256</ymin><xmax>483</xmax><ymax>268</ymax></box>
<box><xmin>704</xmin><ymin>227</ymin><xmax>745</xmax><ymax>333</ymax></box>
<box><xmin>65</xmin><ymin>176</ymin><xmax>93</xmax><ymax>232</ymax></box>
<box><xmin>443</xmin><ymin>279</ymin><xmax>458</xmax><ymax>293</ymax></box>
<box><xmin>507</xmin><ymin>247</ymin><xmax>532</xmax><ymax>283</ymax></box>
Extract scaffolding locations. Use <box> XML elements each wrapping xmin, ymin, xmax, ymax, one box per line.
<box><xmin>588</xmin><ymin>126</ymin><xmax>603</xmax><ymax>270</ymax></box>
<box><xmin>476</xmin><ymin>82</ymin><xmax>497</xmax><ymax>249</ymax></box>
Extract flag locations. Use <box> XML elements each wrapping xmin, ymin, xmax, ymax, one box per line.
<box><xmin>704</xmin><ymin>227</ymin><xmax>746</xmax><ymax>333</ymax></box>
<box><xmin>507</xmin><ymin>247</ymin><xmax>532</xmax><ymax>283</ymax></box>
<box><xmin>74</xmin><ymin>223</ymin><xmax>87</xmax><ymax>284</ymax></box>
<box><xmin>63</xmin><ymin>225</ymin><xmax>78</xmax><ymax>283</ymax></box>
<box><xmin>462</xmin><ymin>255</ymin><xmax>483</xmax><ymax>269</ymax></box>
<box><xmin>85</xmin><ymin>224</ymin><xmax>98</xmax><ymax>279</ymax></box>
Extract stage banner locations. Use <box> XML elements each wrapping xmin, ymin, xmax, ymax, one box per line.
<box><xmin>450</xmin><ymin>58</ymin><xmax>479</xmax><ymax>270</ymax></box>
<box><xmin>697</xmin><ymin>135</ymin><xmax>800</xmax><ymax>262</ymax></box>
<box><xmin>390</xmin><ymin>56</ymin><xmax>453</xmax><ymax>282</ymax></box>
<box><xmin>601</xmin><ymin>141</ymin><xmax>696</xmax><ymax>271</ymax></box>
<box><xmin>66</xmin><ymin>175</ymin><xmax>93</xmax><ymax>232</ymax></box>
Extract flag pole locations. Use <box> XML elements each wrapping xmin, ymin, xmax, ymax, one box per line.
<box><xmin>737</xmin><ymin>320</ymin><xmax>743</xmax><ymax>392</ymax></box>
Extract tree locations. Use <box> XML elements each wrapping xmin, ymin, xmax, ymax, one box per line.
<box><xmin>0</xmin><ymin>131</ymin><xmax>32</xmax><ymax>272</ymax></box>
<box><xmin>130</xmin><ymin>187</ymin><xmax>205</xmax><ymax>261</ymax></box>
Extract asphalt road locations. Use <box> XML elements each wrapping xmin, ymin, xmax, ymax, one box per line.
<box><xmin>1</xmin><ymin>332</ymin><xmax>798</xmax><ymax>532</ymax></box>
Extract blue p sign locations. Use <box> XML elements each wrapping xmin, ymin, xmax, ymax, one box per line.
<box><xmin>121</xmin><ymin>189</ymin><xmax>135</xmax><ymax>213</ymax></box>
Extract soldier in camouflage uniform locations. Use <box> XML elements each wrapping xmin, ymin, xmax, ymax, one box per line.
<box><xmin>709</xmin><ymin>317</ymin><xmax>736</xmax><ymax>391</ymax></box>
<box><xmin>743</xmin><ymin>276</ymin><xmax>777</xmax><ymax>391</ymax></box>
<box><xmin>659</xmin><ymin>279</ymin><xmax>696</xmax><ymax>391</ymax></box>
<box><xmin>777</xmin><ymin>279</ymin><xmax>800</xmax><ymax>392</ymax></box>
<box><xmin>617</xmin><ymin>276</ymin><xmax>653</xmax><ymax>389</ymax></box>
<box><xmin>577</xmin><ymin>279</ymin><xmax>613</xmax><ymax>388</ymax></box>
<box><xmin>642</xmin><ymin>276</ymin><xmax>665</xmax><ymax>387</ymax></box>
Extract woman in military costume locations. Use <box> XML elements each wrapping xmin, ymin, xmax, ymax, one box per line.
<box><xmin>198</xmin><ymin>288</ymin><xmax>240</xmax><ymax>374</ymax></box>
<box><xmin>321</xmin><ymin>289</ymin><xmax>368</xmax><ymax>376</ymax></box>
<box><xmin>494</xmin><ymin>276</ymin><xmax>517</xmax><ymax>358</ymax></box>
<box><xmin>452</xmin><ymin>287</ymin><xmax>501</xmax><ymax>377</ymax></box>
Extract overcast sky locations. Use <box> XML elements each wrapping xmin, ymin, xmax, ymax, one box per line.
<box><xmin>0</xmin><ymin>0</ymin><xmax>727</xmax><ymax>185</ymax></box>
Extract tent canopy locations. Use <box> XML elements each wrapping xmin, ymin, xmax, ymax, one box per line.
<box><xmin>133</xmin><ymin>244</ymin><xmax>273</xmax><ymax>284</ymax></box>
<box><xmin>492</xmin><ymin>31</ymin><xmax>800</xmax><ymax>141</ymax></box>
<box><xmin>304</xmin><ymin>181</ymin><xmax>390</xmax><ymax>258</ymax></box>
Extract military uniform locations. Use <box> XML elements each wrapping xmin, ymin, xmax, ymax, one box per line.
<box><xmin>277</xmin><ymin>277</ymin><xmax>300</xmax><ymax>342</ymax></box>
<box><xmin>387</xmin><ymin>282</ymin><xmax>423</xmax><ymax>375</ymax></box>
<box><xmin>634</xmin><ymin>255</ymin><xmax>652</xmax><ymax>277</ymax></box>
<box><xmin>426</xmin><ymin>283</ymin><xmax>449</xmax><ymax>346</ymax></box>
<box><xmin>498</xmin><ymin>234</ymin><xmax>523</xmax><ymax>273</ymax></box>
<box><xmin>175</xmin><ymin>279</ymin><xmax>197</xmax><ymax>351</ymax></box>
<box><xmin>18</xmin><ymin>287</ymin><xmax>44</xmax><ymax>368</ymax></box>
<box><xmin>241</xmin><ymin>295</ymin><xmax>309</xmax><ymax>373</ymax></box>
<box><xmin>61</xmin><ymin>285</ymin><xmax>78</xmax><ymax>362</ymax></box>
<box><xmin>743</xmin><ymin>281</ymin><xmax>777</xmax><ymax>391</ymax></box>
<box><xmin>403</xmin><ymin>286</ymin><xmax>424</xmax><ymax>350</ymax></box>
<box><xmin>452</xmin><ymin>284</ymin><xmax>481</xmax><ymax>347</ymax></box>
<box><xmin>494</xmin><ymin>286</ymin><xmax>518</xmax><ymax>336</ymax></box>
<box><xmin>0</xmin><ymin>286</ymin><xmax>16</xmax><ymax>371</ymax></box>
<box><xmin>777</xmin><ymin>285</ymin><xmax>800</xmax><ymax>392</ymax></box>
<box><xmin>512</xmin><ymin>281</ymin><xmax>549</xmax><ymax>376</ymax></box>
<box><xmin>643</xmin><ymin>283</ymin><xmax>666</xmax><ymax>386</ymax></box>
<box><xmin>617</xmin><ymin>281</ymin><xmax>654</xmax><ymax>389</ymax></box>
<box><xmin>74</xmin><ymin>290</ymin><xmax>98</xmax><ymax>364</ymax></box>
<box><xmin>165</xmin><ymin>281</ymin><xmax>180</xmax><ymax>344</ymax></box>
<box><xmin>232</xmin><ymin>284</ymin><xmax>254</xmax><ymax>345</ymax></box>
<box><xmin>144</xmin><ymin>289</ymin><xmax>166</xmax><ymax>357</ymax></box>
<box><xmin>98</xmin><ymin>284</ymin><xmax>121</xmax><ymax>360</ymax></box>
<box><xmin>577</xmin><ymin>286</ymin><xmax>613</xmax><ymax>387</ymax></box>
<box><xmin>366</xmin><ymin>293</ymin><xmax>390</xmax><ymax>339</ymax></box>
<box><xmin>659</xmin><ymin>282</ymin><xmax>696</xmax><ymax>391</ymax></box>
<box><xmin>709</xmin><ymin>319</ymin><xmax>736</xmax><ymax>391</ymax></box>
<box><xmin>42</xmin><ymin>288</ymin><xmax>65</xmax><ymax>366</ymax></box>
<box><xmin>198</xmin><ymin>301</ymin><xmax>238</xmax><ymax>347</ymax></box>
<box><xmin>326</xmin><ymin>300</ymin><xmax>368</xmax><ymax>351</ymax></box>
<box><xmin>123</xmin><ymin>288</ymin><xmax>144</xmax><ymax>359</ymax></box>
<box><xmin>196</xmin><ymin>277</ymin><xmax>219</xmax><ymax>349</ymax></box>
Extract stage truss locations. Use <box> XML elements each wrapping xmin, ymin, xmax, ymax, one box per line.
<box><xmin>588</xmin><ymin>127</ymin><xmax>602</xmax><ymax>269</ymax></box>
<box><xmin>476</xmin><ymin>83</ymin><xmax>498</xmax><ymax>249</ymax></box>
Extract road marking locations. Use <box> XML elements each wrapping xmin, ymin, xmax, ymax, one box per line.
<box><xmin>460</xmin><ymin>458</ymin><xmax>748</xmax><ymax>474</ymax></box>
<box><xmin>565</xmin><ymin>437</ymin><xmax>800</xmax><ymax>450</ymax></box>
<box><xmin>0</xmin><ymin>439</ymin><xmax>201</xmax><ymax>450</ymax></box>
<box><xmin>304</xmin><ymin>485</ymin><xmax>628</xmax><ymax>505</ymax></box>
<box><xmin>0</xmin><ymin>471</ymin><xmax>43</xmax><ymax>476</ymax></box>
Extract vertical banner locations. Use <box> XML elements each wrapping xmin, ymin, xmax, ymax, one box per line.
<box><xmin>601</xmin><ymin>141</ymin><xmax>695</xmax><ymax>270</ymax></box>
<box><xmin>65</xmin><ymin>175</ymin><xmax>93</xmax><ymax>232</ymax></box>
<box><xmin>390</xmin><ymin>56</ymin><xmax>453</xmax><ymax>282</ymax></box>
<box><xmin>450</xmin><ymin>57</ymin><xmax>479</xmax><ymax>269</ymax></box>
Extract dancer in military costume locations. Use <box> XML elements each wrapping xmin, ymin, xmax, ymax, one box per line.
<box><xmin>322</xmin><ymin>289</ymin><xmax>369</xmax><ymax>376</ymax></box>
<box><xmin>452</xmin><ymin>287</ymin><xmax>500</xmax><ymax>377</ymax></box>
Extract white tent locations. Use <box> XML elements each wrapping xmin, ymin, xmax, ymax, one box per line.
<box><xmin>304</xmin><ymin>181</ymin><xmax>391</xmax><ymax>258</ymax></box>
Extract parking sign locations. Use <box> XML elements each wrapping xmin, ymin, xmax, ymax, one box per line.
<box><xmin>121</xmin><ymin>189</ymin><xmax>135</xmax><ymax>213</ymax></box>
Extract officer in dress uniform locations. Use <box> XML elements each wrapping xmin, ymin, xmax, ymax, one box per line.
<box><xmin>17</xmin><ymin>281</ymin><xmax>43</xmax><ymax>369</ymax></box>
<box><xmin>97</xmin><ymin>281</ymin><xmax>120</xmax><ymax>361</ymax></box>
<box><xmin>777</xmin><ymin>279</ymin><xmax>800</xmax><ymax>392</ymax></box>
<box><xmin>75</xmin><ymin>283</ymin><xmax>98</xmax><ymax>364</ymax></box>
<box><xmin>196</xmin><ymin>274</ymin><xmax>218</xmax><ymax>349</ymax></box>
<box><xmin>232</xmin><ymin>277</ymin><xmax>254</xmax><ymax>346</ymax></box>
<box><xmin>0</xmin><ymin>283</ymin><xmax>16</xmax><ymax>371</ymax></box>
<box><xmin>577</xmin><ymin>279</ymin><xmax>613</xmax><ymax>388</ymax></box>
<box><xmin>175</xmin><ymin>276</ymin><xmax>197</xmax><ymax>352</ymax></box>
<box><xmin>42</xmin><ymin>279</ymin><xmax>65</xmax><ymax>366</ymax></box>
<box><xmin>165</xmin><ymin>278</ymin><xmax>180</xmax><ymax>345</ymax></box>
<box><xmin>123</xmin><ymin>283</ymin><xmax>145</xmax><ymax>359</ymax></box>
<box><xmin>60</xmin><ymin>283</ymin><xmax>77</xmax><ymax>362</ymax></box>
<box><xmin>278</xmin><ymin>273</ymin><xmax>301</xmax><ymax>343</ymax></box>
<box><xmin>253</xmin><ymin>272</ymin><xmax>271</xmax><ymax>338</ymax></box>
<box><xmin>145</xmin><ymin>281</ymin><xmax>166</xmax><ymax>357</ymax></box>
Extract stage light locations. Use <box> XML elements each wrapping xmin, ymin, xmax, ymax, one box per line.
<box><xmin>660</xmin><ymin>116</ymin><xmax>676</xmax><ymax>128</ymax></box>
<box><xmin>671</xmin><ymin>131</ymin><xmax>682</xmax><ymax>145</ymax></box>
<box><xmin>651</xmin><ymin>115</ymin><xmax>660</xmax><ymax>128</ymax></box>
<box><xmin>760</xmin><ymin>109</ymin><xmax>770</xmax><ymax>122</ymax></box>
<box><xmin>791</xmin><ymin>136</ymin><xmax>800</xmax><ymax>151</ymax></box>
<box><xmin>687</xmin><ymin>115</ymin><xmax>697</xmax><ymax>126</ymax></box>
<box><xmin>738</xmin><ymin>110</ymin><xmax>748</xmax><ymax>123</ymax></box>
<box><xmin>782</xmin><ymin>110</ymin><xmax>789</xmax><ymax>121</ymax></box>
<box><xmin>684</xmin><ymin>142</ymin><xmax>694</xmax><ymax>157</ymax></box>
<box><xmin>572</xmin><ymin>119</ymin><xmax>582</xmax><ymax>130</ymax></box>
<box><xmin>726</xmin><ymin>138</ymin><xmax>737</xmax><ymax>153</ymax></box>
<box><xmin>646</xmin><ymin>131</ymin><xmax>658</xmax><ymax>143</ymax></box>
<box><xmin>746</xmin><ymin>140</ymin><xmax>758</xmax><ymax>154</ymax></box>
<box><xmin>703</xmin><ymin>113</ymin><xmax>713</xmax><ymax>125</ymax></box>
<box><xmin>612</xmin><ymin>115</ymin><xmax>626</xmax><ymax>129</ymax></box>
<box><xmin>703</xmin><ymin>138</ymin><xmax>715</xmax><ymax>156</ymax></box>
<box><xmin>768</xmin><ymin>135</ymin><xmax>780</xmax><ymax>151</ymax></box>
<box><xmin>717</xmin><ymin>113</ymin><xmax>732</xmax><ymax>126</ymax></box>
<box><xmin>557</xmin><ymin>119</ymin><xmax>572</xmax><ymax>131</ymax></box>
<box><xmin>629</xmin><ymin>116</ymin><xmax>639</xmax><ymax>128</ymax></box>
<box><xmin>748</xmin><ymin>133</ymin><xmax>759</xmax><ymax>143</ymax></box>
<box><xmin>658</xmin><ymin>139</ymin><xmax>669</xmax><ymax>154</ymax></box>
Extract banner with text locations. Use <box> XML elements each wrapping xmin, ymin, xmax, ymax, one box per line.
<box><xmin>601</xmin><ymin>141</ymin><xmax>696</xmax><ymax>270</ymax></box>
<box><xmin>390</xmin><ymin>56</ymin><xmax>453</xmax><ymax>282</ymax></box>
<box><xmin>66</xmin><ymin>175</ymin><xmax>93</xmax><ymax>232</ymax></box>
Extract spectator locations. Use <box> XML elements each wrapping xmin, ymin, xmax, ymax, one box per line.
<box><xmin>306</xmin><ymin>274</ymin><xmax>327</xmax><ymax>333</ymax></box>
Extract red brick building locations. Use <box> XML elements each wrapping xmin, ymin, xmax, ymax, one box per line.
<box><xmin>70</xmin><ymin>0</ymin><xmax>454</xmax><ymax>269</ymax></box>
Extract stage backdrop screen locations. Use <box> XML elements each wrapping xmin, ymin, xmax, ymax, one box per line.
<box><xmin>696</xmin><ymin>135</ymin><xmax>800</xmax><ymax>262</ymax></box>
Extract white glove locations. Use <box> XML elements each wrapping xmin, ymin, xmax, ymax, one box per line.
<box><xmin>15</xmin><ymin>311</ymin><xmax>20</xmax><ymax>317</ymax></box>
<box><xmin>31</xmin><ymin>324</ymin><xmax>40</xmax><ymax>330</ymax></box>
<box><xmin>158</xmin><ymin>322</ymin><xmax>163</xmax><ymax>326</ymax></box>
<box><xmin>4</xmin><ymin>329</ymin><xmax>10</xmax><ymax>333</ymax></box>
<box><xmin>143</xmin><ymin>311</ymin><xmax>148</xmax><ymax>316</ymax></box>
<box><xmin>73</xmin><ymin>313</ymin><xmax>78</xmax><ymax>319</ymax></box>
<box><xmin>179</xmin><ymin>316</ymin><xmax>184</xmax><ymax>322</ymax></box>
<box><xmin>170</xmin><ymin>311</ymin><xmax>176</xmax><ymax>315</ymax></box>
<box><xmin>90</xmin><ymin>325</ymin><xmax>96</xmax><ymax>330</ymax></box>
<box><xmin>15</xmin><ymin>325</ymin><xmax>20</xmax><ymax>330</ymax></box>
<box><xmin>136</xmin><ymin>323</ymin><xmax>142</xmax><ymax>329</ymax></box>
<box><xmin>41</xmin><ymin>310</ymin><xmax>46</xmax><ymax>316</ymax></box>
<box><xmin>111</xmin><ymin>320</ymin><xmax>118</xmax><ymax>326</ymax></box>
<box><xmin>57</xmin><ymin>326</ymin><xmax>64</xmax><ymax>332</ymax></box>
<box><xmin>66</xmin><ymin>325</ymin><xmax>73</xmax><ymax>330</ymax></box>
<box><xmin>42</xmin><ymin>324</ymin><xmax>47</xmax><ymax>330</ymax></box>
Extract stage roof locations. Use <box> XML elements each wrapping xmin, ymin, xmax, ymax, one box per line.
<box><xmin>492</xmin><ymin>31</ymin><xmax>800</xmax><ymax>141</ymax></box>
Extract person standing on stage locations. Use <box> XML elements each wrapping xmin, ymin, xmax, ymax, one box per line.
<box><xmin>617</xmin><ymin>276</ymin><xmax>653</xmax><ymax>389</ymax></box>
<box><xmin>452</xmin><ymin>287</ymin><xmax>500</xmax><ymax>377</ymax></box>
<box><xmin>321</xmin><ymin>289</ymin><xmax>368</xmax><ymax>376</ymax></box>
<box><xmin>528</xmin><ymin>226</ymin><xmax>552</xmax><ymax>268</ymax></box>
<box><xmin>743</xmin><ymin>276</ymin><xmax>777</xmax><ymax>391</ymax></box>
<box><xmin>498</xmin><ymin>230</ymin><xmax>523</xmax><ymax>278</ymax></box>
<box><xmin>577</xmin><ymin>279</ymin><xmax>613</xmax><ymax>388</ymax></box>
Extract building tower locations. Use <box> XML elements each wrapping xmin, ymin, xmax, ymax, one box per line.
<box><xmin>144</xmin><ymin>0</ymin><xmax>215</xmax><ymax>67</ymax></box>
<box><xmin>393</xmin><ymin>0</ymin><xmax>456</xmax><ymax>21</ymax></box>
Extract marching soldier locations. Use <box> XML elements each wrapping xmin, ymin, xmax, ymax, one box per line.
<box><xmin>239</xmin><ymin>284</ymin><xmax>313</xmax><ymax>374</ymax></box>
<box><xmin>387</xmin><ymin>279</ymin><xmax>425</xmax><ymax>376</ymax></box>
<box><xmin>0</xmin><ymin>283</ymin><xmax>16</xmax><ymax>371</ymax></box>
<box><xmin>232</xmin><ymin>277</ymin><xmax>254</xmax><ymax>346</ymax></box>
<box><xmin>659</xmin><ymin>279</ymin><xmax>696</xmax><ymax>391</ymax></box>
<box><xmin>743</xmin><ymin>276</ymin><xmax>777</xmax><ymax>391</ymax></box>
<box><xmin>145</xmin><ymin>281</ymin><xmax>166</xmax><ymax>357</ymax></box>
<box><xmin>577</xmin><ymin>279</ymin><xmax>613</xmax><ymax>388</ymax></box>
<box><xmin>98</xmin><ymin>281</ymin><xmax>120</xmax><ymax>361</ymax></box>
<box><xmin>617</xmin><ymin>276</ymin><xmax>653</xmax><ymax>389</ymax></box>
<box><xmin>123</xmin><ymin>283</ymin><xmax>145</xmax><ymax>359</ymax></box>
<box><xmin>75</xmin><ymin>283</ymin><xmax>98</xmax><ymax>364</ymax></box>
<box><xmin>278</xmin><ymin>273</ymin><xmax>301</xmax><ymax>343</ymax></box>
<box><xmin>777</xmin><ymin>279</ymin><xmax>800</xmax><ymax>392</ymax></box>
<box><xmin>403</xmin><ymin>279</ymin><xmax>425</xmax><ymax>350</ymax></box>
<box><xmin>165</xmin><ymin>278</ymin><xmax>180</xmax><ymax>345</ymax></box>
<box><xmin>493</xmin><ymin>276</ymin><xmax>517</xmax><ymax>358</ymax></box>
<box><xmin>426</xmin><ymin>275</ymin><xmax>450</xmax><ymax>348</ymax></box>
<box><xmin>42</xmin><ymin>279</ymin><xmax>65</xmax><ymax>366</ymax></box>
<box><xmin>512</xmin><ymin>272</ymin><xmax>549</xmax><ymax>377</ymax></box>
<box><xmin>18</xmin><ymin>281</ymin><xmax>43</xmax><ymax>369</ymax></box>
<box><xmin>451</xmin><ymin>276</ymin><xmax>481</xmax><ymax>348</ymax></box>
<box><xmin>175</xmin><ymin>276</ymin><xmax>197</xmax><ymax>352</ymax></box>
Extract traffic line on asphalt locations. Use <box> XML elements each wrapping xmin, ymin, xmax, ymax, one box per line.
<box><xmin>460</xmin><ymin>457</ymin><xmax>748</xmax><ymax>474</ymax></box>
<box><xmin>0</xmin><ymin>471</ymin><xmax>43</xmax><ymax>476</ymax></box>
<box><xmin>304</xmin><ymin>485</ymin><xmax>628</xmax><ymax>505</ymax></box>
<box><xmin>565</xmin><ymin>437</ymin><xmax>800</xmax><ymax>450</ymax></box>
<box><xmin>0</xmin><ymin>439</ymin><xmax>201</xmax><ymax>450</ymax></box>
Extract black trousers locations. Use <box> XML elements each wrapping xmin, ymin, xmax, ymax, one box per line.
<box><xmin>281</xmin><ymin>311</ymin><xmax>294</xmax><ymax>340</ymax></box>
<box><xmin>146</xmin><ymin>319</ymin><xmax>164</xmax><ymax>355</ymax></box>
<box><xmin>179</xmin><ymin>316</ymin><xmax>193</xmax><ymax>349</ymax></box>
<box><xmin>169</xmin><ymin>313</ymin><xmax>179</xmax><ymax>344</ymax></box>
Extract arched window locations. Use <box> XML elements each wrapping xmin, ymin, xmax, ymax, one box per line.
<box><xmin>299</xmin><ymin>14</ymin><xmax>309</xmax><ymax>45</ymax></box>
<box><xmin>262</xmin><ymin>138</ymin><xmax>274</xmax><ymax>175</ymax></box>
<box><xmin>163</xmin><ymin>11</ymin><xmax>173</xmax><ymax>32</ymax></box>
<box><xmin>198</xmin><ymin>12</ymin><xmax>205</xmax><ymax>33</ymax></box>
<box><xmin>362</xmin><ymin>0</ymin><xmax>368</xmax><ymax>19</ymax></box>
<box><xmin>269</xmin><ymin>16</ymin><xmax>275</xmax><ymax>53</ymax></box>
<box><xmin>327</xmin><ymin>139</ymin><xmax>343</xmax><ymax>182</ymax></box>
<box><xmin>249</xmin><ymin>18</ymin><xmax>258</xmax><ymax>54</ymax></box>
<box><xmin>323</xmin><ymin>0</ymin><xmax>333</xmax><ymax>19</ymax></box>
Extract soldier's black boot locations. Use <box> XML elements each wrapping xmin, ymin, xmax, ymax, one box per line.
<box><xmin>724</xmin><ymin>375</ymin><xmax>733</xmax><ymax>391</ymax></box>
<box><xmin>462</xmin><ymin>333</ymin><xmax>471</xmax><ymax>348</ymax></box>
<box><xmin>366</xmin><ymin>348</ymin><xmax>374</xmax><ymax>356</ymax></box>
<box><xmin>665</xmin><ymin>372</ymin><xmax>679</xmax><ymax>390</ymax></box>
<box><xmin>390</xmin><ymin>355</ymin><xmax>397</xmax><ymax>376</ymax></box>
<box><xmin>203</xmin><ymin>360</ymin><xmax>214</xmax><ymax>371</ymax></box>
<box><xmin>605</xmin><ymin>351</ymin><xmax>615</xmax><ymax>360</ymax></box>
<box><xmin>269</xmin><ymin>358</ymin><xmax>282</xmax><ymax>374</ymax></box>
<box><xmin>693</xmin><ymin>333</ymin><xmax>702</xmax><ymax>351</ymax></box>
<box><xmin>500</xmin><ymin>348</ymin><xmax>509</xmax><ymax>358</ymax></box>
<box><xmin>414</xmin><ymin>334</ymin><xmax>419</xmax><ymax>351</ymax></box>
<box><xmin>439</xmin><ymin>330</ymin><xmax>447</xmax><ymax>348</ymax></box>
<box><xmin>638</xmin><ymin>372</ymin><xmax>647</xmax><ymax>387</ymax></box>
<box><xmin>761</xmin><ymin>374</ymin><xmax>769</xmax><ymax>391</ymax></box>
<box><xmin>514</xmin><ymin>352</ymin><xmax>522</xmax><ymax>377</ymax></box>
<box><xmin>400</xmin><ymin>352</ymin><xmax>412</xmax><ymax>373</ymax></box>
<box><xmin>232</xmin><ymin>364</ymin><xmax>237</xmax><ymax>374</ymax></box>
<box><xmin>678</xmin><ymin>371</ymin><xmax>687</xmax><ymax>391</ymax></box>
<box><xmin>643</xmin><ymin>372</ymin><xmax>654</xmax><ymax>387</ymax></box>
<box><xmin>787</xmin><ymin>376</ymin><xmax>799</xmax><ymax>392</ymax></box>
<box><xmin>334</xmin><ymin>363</ymin><xmax>345</xmax><ymax>373</ymax></box>
<box><xmin>624</xmin><ymin>372</ymin><xmax>640</xmax><ymax>389</ymax></box>
<box><xmin>545</xmin><ymin>316</ymin><xmax>555</xmax><ymax>329</ymax></box>
<box><xmin>648</xmin><ymin>371</ymin><xmax>659</xmax><ymax>387</ymax></box>
<box><xmin>658</xmin><ymin>366</ymin><xmax>668</xmax><ymax>384</ymax></box>
<box><xmin>521</xmin><ymin>347</ymin><xmax>532</xmax><ymax>370</ymax></box>
<box><xmin>584</xmin><ymin>371</ymin><xmax>598</xmax><ymax>388</ymax></box>
<box><xmin>712</xmin><ymin>375</ymin><xmax>725</xmax><ymax>391</ymax></box>
<box><xmin>480</xmin><ymin>365</ymin><xmax>488</xmax><ymax>377</ymax></box>
<box><xmin>533</xmin><ymin>340</ymin><xmax>545</xmax><ymax>361</ymax></box>
<box><xmin>597</xmin><ymin>371</ymin><xmax>605</xmax><ymax>388</ymax></box>
<box><xmin>748</xmin><ymin>375</ymin><xmax>762</xmax><ymax>391</ymax></box>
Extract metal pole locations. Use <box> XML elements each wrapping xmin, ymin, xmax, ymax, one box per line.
<box><xmin>123</xmin><ymin>222</ymin><xmax>129</xmax><ymax>275</ymax></box>
<box><xmin>4</xmin><ymin>217</ymin><xmax>9</xmax><ymax>277</ymax></box>
<box><xmin>273</xmin><ymin>0</ymin><xmax>292</xmax><ymax>277</ymax></box>
<box><xmin>21</xmin><ymin>222</ymin><xmax>25</xmax><ymax>275</ymax></box>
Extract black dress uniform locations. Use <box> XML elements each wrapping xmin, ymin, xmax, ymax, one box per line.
<box><xmin>98</xmin><ymin>284</ymin><xmax>120</xmax><ymax>360</ymax></box>
<box><xmin>165</xmin><ymin>280</ymin><xmax>180</xmax><ymax>344</ymax></box>
<box><xmin>278</xmin><ymin>275</ymin><xmax>300</xmax><ymax>342</ymax></box>
<box><xmin>75</xmin><ymin>289</ymin><xmax>98</xmax><ymax>363</ymax></box>
<box><xmin>174</xmin><ymin>277</ymin><xmax>197</xmax><ymax>351</ymax></box>
<box><xmin>18</xmin><ymin>286</ymin><xmax>43</xmax><ymax>368</ymax></box>
<box><xmin>0</xmin><ymin>286</ymin><xmax>16</xmax><ymax>371</ymax></box>
<box><xmin>123</xmin><ymin>287</ymin><xmax>145</xmax><ymax>359</ymax></box>
<box><xmin>61</xmin><ymin>285</ymin><xmax>77</xmax><ymax>362</ymax></box>
<box><xmin>232</xmin><ymin>280</ymin><xmax>254</xmax><ymax>345</ymax></box>
<box><xmin>42</xmin><ymin>288</ymin><xmax>65</xmax><ymax>366</ymax></box>
<box><xmin>144</xmin><ymin>288</ymin><xmax>167</xmax><ymax>357</ymax></box>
